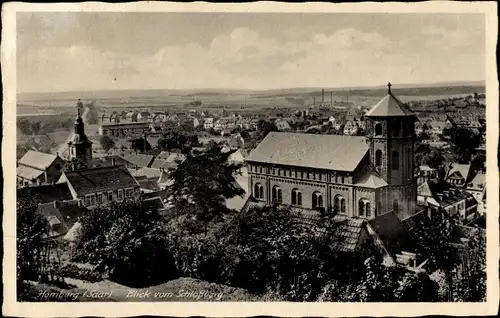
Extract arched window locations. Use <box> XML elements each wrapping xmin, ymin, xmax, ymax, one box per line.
<box><xmin>393</xmin><ymin>199</ymin><xmax>399</xmax><ymax>214</ymax></box>
<box><xmin>358</xmin><ymin>199</ymin><xmax>371</xmax><ymax>217</ymax></box>
<box><xmin>272</xmin><ymin>186</ymin><xmax>282</xmax><ymax>203</ymax></box>
<box><xmin>359</xmin><ymin>200</ymin><xmax>365</xmax><ymax>216</ymax></box>
<box><xmin>254</xmin><ymin>183</ymin><xmax>264</xmax><ymax>200</ymax></box>
<box><xmin>392</xmin><ymin>151</ymin><xmax>399</xmax><ymax>170</ymax></box>
<box><xmin>312</xmin><ymin>191</ymin><xmax>323</xmax><ymax>208</ymax></box>
<box><xmin>334</xmin><ymin>195</ymin><xmax>346</xmax><ymax>213</ymax></box>
<box><xmin>292</xmin><ymin>189</ymin><xmax>302</xmax><ymax>206</ymax></box>
<box><xmin>375</xmin><ymin>123</ymin><xmax>382</xmax><ymax>135</ymax></box>
<box><xmin>375</xmin><ymin>150</ymin><xmax>382</xmax><ymax>167</ymax></box>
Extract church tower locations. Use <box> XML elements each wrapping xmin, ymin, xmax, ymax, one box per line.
<box><xmin>68</xmin><ymin>103</ymin><xmax>93</xmax><ymax>166</ymax></box>
<box><xmin>365</xmin><ymin>83</ymin><xmax>417</xmax><ymax>219</ymax></box>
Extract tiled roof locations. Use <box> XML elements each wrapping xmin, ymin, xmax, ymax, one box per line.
<box><xmin>18</xmin><ymin>150</ymin><xmax>60</xmax><ymax>170</ymax></box>
<box><xmin>133</xmin><ymin>167</ymin><xmax>162</xmax><ymax>179</ymax></box>
<box><xmin>62</xmin><ymin>166</ymin><xmax>139</xmax><ymax>196</ymax></box>
<box><xmin>119</xmin><ymin>153</ymin><xmax>155</xmax><ymax>168</ymax></box>
<box><xmin>468</xmin><ymin>172</ymin><xmax>485</xmax><ymax>190</ymax></box>
<box><xmin>446</xmin><ymin>163</ymin><xmax>472</xmax><ymax>182</ymax></box>
<box><xmin>17</xmin><ymin>165</ymin><xmax>44</xmax><ymax>180</ymax></box>
<box><xmin>138</xmin><ymin>179</ymin><xmax>161</xmax><ymax>191</ymax></box>
<box><xmin>17</xmin><ymin>183</ymin><xmax>73</xmax><ymax>203</ymax></box>
<box><xmin>418</xmin><ymin>179</ymin><xmax>473</xmax><ymax>208</ymax></box>
<box><xmin>365</xmin><ymin>93</ymin><xmax>414</xmax><ymax>117</ymax></box>
<box><xmin>368</xmin><ymin>211</ymin><xmax>417</xmax><ymax>258</ymax></box>
<box><xmin>246</xmin><ymin>132</ymin><xmax>369</xmax><ymax>172</ymax></box>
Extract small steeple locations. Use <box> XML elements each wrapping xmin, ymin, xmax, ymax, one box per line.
<box><xmin>387</xmin><ymin>82</ymin><xmax>392</xmax><ymax>95</ymax></box>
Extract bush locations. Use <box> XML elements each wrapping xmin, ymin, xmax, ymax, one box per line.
<box><xmin>57</xmin><ymin>263</ymin><xmax>102</xmax><ymax>282</ymax></box>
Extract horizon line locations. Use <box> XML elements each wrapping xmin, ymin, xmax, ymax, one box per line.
<box><xmin>17</xmin><ymin>79</ymin><xmax>486</xmax><ymax>95</ymax></box>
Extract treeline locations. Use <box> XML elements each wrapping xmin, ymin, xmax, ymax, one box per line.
<box><xmin>17</xmin><ymin>116</ymin><xmax>75</xmax><ymax>135</ymax></box>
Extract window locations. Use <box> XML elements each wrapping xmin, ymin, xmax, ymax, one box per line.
<box><xmin>312</xmin><ymin>192</ymin><xmax>323</xmax><ymax>208</ymax></box>
<box><xmin>107</xmin><ymin>191</ymin><xmax>113</xmax><ymax>202</ymax></box>
<box><xmin>254</xmin><ymin>183</ymin><xmax>264</xmax><ymax>199</ymax></box>
<box><xmin>334</xmin><ymin>195</ymin><xmax>346</xmax><ymax>213</ymax></box>
<box><xmin>125</xmin><ymin>188</ymin><xmax>133</xmax><ymax>198</ymax></box>
<box><xmin>117</xmin><ymin>189</ymin><xmax>124</xmax><ymax>201</ymax></box>
<box><xmin>84</xmin><ymin>195</ymin><xmax>91</xmax><ymax>206</ymax></box>
<box><xmin>392</xmin><ymin>199</ymin><xmax>399</xmax><ymax>214</ymax></box>
<box><xmin>272</xmin><ymin>186</ymin><xmax>282</xmax><ymax>203</ymax></box>
<box><xmin>97</xmin><ymin>193</ymin><xmax>103</xmax><ymax>204</ymax></box>
<box><xmin>358</xmin><ymin>199</ymin><xmax>371</xmax><ymax>217</ymax></box>
<box><xmin>391</xmin><ymin>120</ymin><xmax>400</xmax><ymax>137</ymax></box>
<box><xmin>392</xmin><ymin>151</ymin><xmax>399</xmax><ymax>170</ymax></box>
<box><xmin>292</xmin><ymin>189</ymin><xmax>302</xmax><ymax>206</ymax></box>
<box><xmin>375</xmin><ymin>123</ymin><xmax>382</xmax><ymax>135</ymax></box>
<box><xmin>375</xmin><ymin>150</ymin><xmax>382</xmax><ymax>167</ymax></box>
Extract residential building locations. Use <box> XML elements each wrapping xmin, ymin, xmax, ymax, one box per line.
<box><xmin>99</xmin><ymin>121</ymin><xmax>150</xmax><ymax>137</ymax></box>
<box><xmin>118</xmin><ymin>153</ymin><xmax>155</xmax><ymax>169</ymax></box>
<box><xmin>343</xmin><ymin>120</ymin><xmax>359</xmax><ymax>135</ymax></box>
<box><xmin>417</xmin><ymin>179</ymin><xmax>478</xmax><ymax>224</ymax></box>
<box><xmin>17</xmin><ymin>151</ymin><xmax>66</xmax><ymax>187</ymax></box>
<box><xmin>275</xmin><ymin>119</ymin><xmax>292</xmax><ymax>131</ymax></box>
<box><xmin>57</xmin><ymin>164</ymin><xmax>141</xmax><ymax>208</ymax></box>
<box><xmin>465</xmin><ymin>172</ymin><xmax>486</xmax><ymax>214</ymax></box>
<box><xmin>245</xmin><ymin>84</ymin><xmax>418</xmax><ymax>221</ymax></box>
<box><xmin>445</xmin><ymin>163</ymin><xmax>474</xmax><ymax>187</ymax></box>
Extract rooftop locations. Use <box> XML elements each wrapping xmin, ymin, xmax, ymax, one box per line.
<box><xmin>246</xmin><ymin>132</ymin><xmax>369</xmax><ymax>172</ymax></box>
<box><xmin>18</xmin><ymin>150</ymin><xmax>61</xmax><ymax>171</ymax></box>
<box><xmin>61</xmin><ymin>165</ymin><xmax>139</xmax><ymax>196</ymax></box>
<box><xmin>368</xmin><ymin>211</ymin><xmax>417</xmax><ymax>258</ymax></box>
<box><xmin>365</xmin><ymin>84</ymin><xmax>414</xmax><ymax>117</ymax></box>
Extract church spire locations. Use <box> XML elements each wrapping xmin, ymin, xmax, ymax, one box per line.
<box><xmin>387</xmin><ymin>82</ymin><xmax>392</xmax><ymax>95</ymax></box>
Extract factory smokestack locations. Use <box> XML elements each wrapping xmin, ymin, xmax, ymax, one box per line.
<box><xmin>330</xmin><ymin>91</ymin><xmax>333</xmax><ymax>105</ymax></box>
<box><xmin>313</xmin><ymin>97</ymin><xmax>316</xmax><ymax>107</ymax></box>
<box><xmin>322</xmin><ymin>89</ymin><xmax>324</xmax><ymax>103</ymax></box>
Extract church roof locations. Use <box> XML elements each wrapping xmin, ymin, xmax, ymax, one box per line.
<box><xmin>365</xmin><ymin>84</ymin><xmax>414</xmax><ymax>117</ymax></box>
<box><xmin>246</xmin><ymin>132</ymin><xmax>369</xmax><ymax>172</ymax></box>
<box><xmin>354</xmin><ymin>167</ymin><xmax>388</xmax><ymax>188</ymax></box>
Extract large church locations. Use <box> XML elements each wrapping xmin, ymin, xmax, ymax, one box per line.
<box><xmin>246</xmin><ymin>84</ymin><xmax>418</xmax><ymax>221</ymax></box>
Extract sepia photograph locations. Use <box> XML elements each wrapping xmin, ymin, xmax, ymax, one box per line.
<box><xmin>3</xmin><ymin>1</ymin><xmax>499</xmax><ymax>317</ymax></box>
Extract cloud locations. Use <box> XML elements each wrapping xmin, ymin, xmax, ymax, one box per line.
<box><xmin>17</xmin><ymin>26</ymin><xmax>484</xmax><ymax>93</ymax></box>
<box><xmin>422</xmin><ymin>27</ymin><xmax>483</xmax><ymax>50</ymax></box>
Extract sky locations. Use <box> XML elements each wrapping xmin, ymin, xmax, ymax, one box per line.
<box><xmin>17</xmin><ymin>12</ymin><xmax>485</xmax><ymax>93</ymax></box>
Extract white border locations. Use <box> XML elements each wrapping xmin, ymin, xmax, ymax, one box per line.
<box><xmin>2</xmin><ymin>2</ymin><xmax>499</xmax><ymax>317</ymax></box>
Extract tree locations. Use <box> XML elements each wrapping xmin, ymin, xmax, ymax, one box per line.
<box><xmin>166</xmin><ymin>142</ymin><xmax>245</xmax><ymax>230</ymax></box>
<box><xmin>256</xmin><ymin>120</ymin><xmax>278</xmax><ymax>140</ymax></box>
<box><xmin>17</xmin><ymin>191</ymin><xmax>48</xmax><ymax>283</ymax></box>
<box><xmin>157</xmin><ymin>130</ymin><xmax>200</xmax><ymax>153</ymax></box>
<box><xmin>74</xmin><ymin>201</ymin><xmax>177</xmax><ymax>287</ymax></box>
<box><xmin>443</xmin><ymin>127</ymin><xmax>481</xmax><ymax>163</ymax></box>
<box><xmin>130</xmin><ymin>137</ymin><xmax>152</xmax><ymax>153</ymax></box>
<box><xmin>62</xmin><ymin>157</ymin><xmax>88</xmax><ymax>172</ymax></box>
<box><xmin>422</xmin><ymin>148</ymin><xmax>445</xmax><ymax>170</ymax></box>
<box><xmin>99</xmin><ymin>135</ymin><xmax>115</xmax><ymax>152</ymax></box>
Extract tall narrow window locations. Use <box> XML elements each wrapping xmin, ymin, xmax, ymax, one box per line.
<box><xmin>391</xmin><ymin>120</ymin><xmax>400</xmax><ymax>137</ymax></box>
<box><xmin>254</xmin><ymin>183</ymin><xmax>264</xmax><ymax>200</ymax></box>
<box><xmin>272</xmin><ymin>186</ymin><xmax>282</xmax><ymax>203</ymax></box>
<box><xmin>359</xmin><ymin>200</ymin><xmax>365</xmax><ymax>216</ymax></box>
<box><xmin>393</xmin><ymin>199</ymin><xmax>399</xmax><ymax>214</ymax></box>
<box><xmin>375</xmin><ymin>123</ymin><xmax>382</xmax><ymax>135</ymax></box>
<box><xmin>366</xmin><ymin>202</ymin><xmax>371</xmax><ymax>217</ymax></box>
<box><xmin>312</xmin><ymin>192</ymin><xmax>323</xmax><ymax>208</ymax></box>
<box><xmin>392</xmin><ymin>151</ymin><xmax>399</xmax><ymax>170</ymax></box>
<box><xmin>292</xmin><ymin>189</ymin><xmax>302</xmax><ymax>206</ymax></box>
<box><xmin>375</xmin><ymin>150</ymin><xmax>382</xmax><ymax>167</ymax></box>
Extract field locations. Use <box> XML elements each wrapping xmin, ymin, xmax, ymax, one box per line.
<box><xmin>17</xmin><ymin>82</ymin><xmax>485</xmax><ymax>116</ymax></box>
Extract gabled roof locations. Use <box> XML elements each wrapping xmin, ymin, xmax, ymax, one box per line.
<box><xmin>368</xmin><ymin>211</ymin><xmax>417</xmax><ymax>258</ymax></box>
<box><xmin>246</xmin><ymin>132</ymin><xmax>369</xmax><ymax>172</ymax></box>
<box><xmin>61</xmin><ymin>165</ymin><xmax>139</xmax><ymax>196</ymax></box>
<box><xmin>365</xmin><ymin>93</ymin><xmax>414</xmax><ymax>117</ymax></box>
<box><xmin>119</xmin><ymin>153</ymin><xmax>155</xmax><ymax>168</ymax></box>
<box><xmin>446</xmin><ymin>163</ymin><xmax>473</xmax><ymax>182</ymax></box>
<box><xmin>17</xmin><ymin>183</ymin><xmax>73</xmax><ymax>203</ymax></box>
<box><xmin>354</xmin><ymin>166</ymin><xmax>388</xmax><ymax>189</ymax></box>
<box><xmin>17</xmin><ymin>165</ymin><xmax>45</xmax><ymax>180</ymax></box>
<box><xmin>18</xmin><ymin>150</ymin><xmax>62</xmax><ymax>170</ymax></box>
<box><xmin>468</xmin><ymin>172</ymin><xmax>485</xmax><ymax>190</ymax></box>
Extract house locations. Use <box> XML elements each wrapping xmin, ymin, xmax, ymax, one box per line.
<box><xmin>214</xmin><ymin>117</ymin><xmax>238</xmax><ymax>131</ymax></box>
<box><xmin>417</xmin><ymin>179</ymin><xmax>478</xmax><ymax>224</ymax></box>
<box><xmin>445</xmin><ymin>163</ymin><xmax>474</xmax><ymax>187</ymax></box>
<box><xmin>367</xmin><ymin>211</ymin><xmax>422</xmax><ymax>269</ymax></box>
<box><xmin>131</xmin><ymin>167</ymin><xmax>172</xmax><ymax>192</ymax></box>
<box><xmin>150</xmin><ymin>152</ymin><xmax>185</xmax><ymax>170</ymax></box>
<box><xmin>152</xmin><ymin>112</ymin><xmax>168</xmax><ymax>123</ymax></box>
<box><xmin>125</xmin><ymin>111</ymin><xmax>139</xmax><ymax>122</ymax></box>
<box><xmin>417</xmin><ymin>165</ymin><xmax>441</xmax><ymax>185</ymax></box>
<box><xmin>343</xmin><ymin>120</ymin><xmax>359</xmax><ymax>135</ymax></box>
<box><xmin>275</xmin><ymin>119</ymin><xmax>291</xmax><ymax>131</ymax></box>
<box><xmin>203</xmin><ymin>118</ymin><xmax>215</xmax><ymax>130</ymax></box>
<box><xmin>37</xmin><ymin>200</ymin><xmax>88</xmax><ymax>239</ymax></box>
<box><xmin>427</xmin><ymin>120</ymin><xmax>451</xmax><ymax>137</ymax></box>
<box><xmin>228</xmin><ymin>149</ymin><xmax>250</xmax><ymax>164</ymax></box>
<box><xmin>99</xmin><ymin>121</ymin><xmax>150</xmax><ymax>137</ymax></box>
<box><xmin>109</xmin><ymin>112</ymin><xmax>121</xmax><ymax>123</ymax></box>
<box><xmin>465</xmin><ymin>172</ymin><xmax>486</xmax><ymax>214</ymax></box>
<box><xmin>228</xmin><ymin>134</ymin><xmax>245</xmax><ymax>149</ymax></box>
<box><xmin>17</xmin><ymin>151</ymin><xmax>66</xmax><ymax>187</ymax></box>
<box><xmin>236</xmin><ymin>117</ymin><xmax>252</xmax><ymax>130</ymax></box>
<box><xmin>57</xmin><ymin>164</ymin><xmax>141</xmax><ymax>208</ymax></box>
<box><xmin>118</xmin><ymin>153</ymin><xmax>155</xmax><ymax>169</ymax></box>
<box><xmin>137</xmin><ymin>111</ymin><xmax>151</xmax><ymax>121</ymax></box>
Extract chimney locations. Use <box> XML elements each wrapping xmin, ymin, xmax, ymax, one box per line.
<box><xmin>322</xmin><ymin>89</ymin><xmax>324</xmax><ymax>103</ymax></box>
